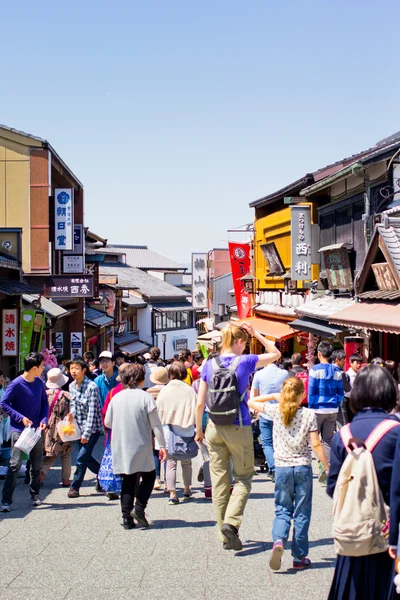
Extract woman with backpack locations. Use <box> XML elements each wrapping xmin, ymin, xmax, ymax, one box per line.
<box><xmin>157</xmin><ymin>361</ymin><xmax>197</xmax><ymax>505</ymax></box>
<box><xmin>326</xmin><ymin>365</ymin><xmax>400</xmax><ymax>600</ymax></box>
<box><xmin>195</xmin><ymin>321</ymin><xmax>281</xmax><ymax>551</ymax></box>
<box><xmin>249</xmin><ymin>377</ymin><xmax>329</xmax><ymax>570</ymax></box>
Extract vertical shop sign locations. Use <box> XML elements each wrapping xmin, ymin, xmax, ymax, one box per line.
<box><xmin>191</xmin><ymin>253</ymin><xmax>207</xmax><ymax>308</ymax></box>
<box><xmin>19</xmin><ymin>310</ymin><xmax>45</xmax><ymax>369</ymax></box>
<box><xmin>54</xmin><ymin>188</ymin><xmax>74</xmax><ymax>250</ymax></box>
<box><xmin>2</xmin><ymin>309</ymin><xmax>18</xmax><ymax>356</ymax></box>
<box><xmin>54</xmin><ymin>332</ymin><xmax>64</xmax><ymax>355</ymax></box>
<box><xmin>228</xmin><ymin>242</ymin><xmax>252</xmax><ymax>319</ymax></box>
<box><xmin>70</xmin><ymin>332</ymin><xmax>83</xmax><ymax>358</ymax></box>
<box><xmin>291</xmin><ymin>205</ymin><xmax>312</xmax><ymax>281</ymax></box>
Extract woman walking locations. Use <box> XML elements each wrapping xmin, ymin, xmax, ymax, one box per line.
<box><xmin>41</xmin><ymin>368</ymin><xmax>72</xmax><ymax>487</ymax></box>
<box><xmin>326</xmin><ymin>365</ymin><xmax>400</xmax><ymax>600</ymax></box>
<box><xmin>249</xmin><ymin>377</ymin><xmax>328</xmax><ymax>570</ymax></box>
<box><xmin>157</xmin><ymin>362</ymin><xmax>197</xmax><ymax>504</ymax></box>
<box><xmin>104</xmin><ymin>364</ymin><xmax>166</xmax><ymax>530</ymax></box>
<box><xmin>195</xmin><ymin>322</ymin><xmax>281</xmax><ymax>551</ymax></box>
<box><xmin>147</xmin><ymin>367</ymin><xmax>169</xmax><ymax>490</ymax></box>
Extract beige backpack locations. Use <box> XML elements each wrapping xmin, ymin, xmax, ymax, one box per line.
<box><xmin>332</xmin><ymin>419</ymin><xmax>400</xmax><ymax>557</ymax></box>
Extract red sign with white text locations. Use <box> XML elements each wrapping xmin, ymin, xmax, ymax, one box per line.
<box><xmin>229</xmin><ymin>242</ymin><xmax>252</xmax><ymax>319</ymax></box>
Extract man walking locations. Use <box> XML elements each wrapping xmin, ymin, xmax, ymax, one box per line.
<box><xmin>250</xmin><ymin>362</ymin><xmax>289</xmax><ymax>482</ymax></box>
<box><xmin>94</xmin><ymin>351</ymin><xmax>119</xmax><ymax>408</ymax></box>
<box><xmin>0</xmin><ymin>352</ymin><xmax>48</xmax><ymax>511</ymax></box>
<box><xmin>68</xmin><ymin>357</ymin><xmax>103</xmax><ymax>498</ymax></box>
<box><xmin>308</xmin><ymin>342</ymin><xmax>344</xmax><ymax>479</ymax></box>
<box><xmin>332</xmin><ymin>349</ymin><xmax>352</xmax><ymax>425</ymax></box>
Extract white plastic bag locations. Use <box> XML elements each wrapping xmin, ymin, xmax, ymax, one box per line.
<box><xmin>197</xmin><ymin>440</ymin><xmax>210</xmax><ymax>461</ymax></box>
<box><xmin>14</xmin><ymin>426</ymin><xmax>42</xmax><ymax>454</ymax></box>
<box><xmin>56</xmin><ymin>416</ymin><xmax>81</xmax><ymax>442</ymax></box>
<box><xmin>3</xmin><ymin>416</ymin><xmax>11</xmax><ymax>442</ymax></box>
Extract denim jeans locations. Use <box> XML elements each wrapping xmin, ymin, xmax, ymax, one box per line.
<box><xmin>259</xmin><ymin>418</ymin><xmax>274</xmax><ymax>473</ymax></box>
<box><xmin>71</xmin><ymin>432</ymin><xmax>101</xmax><ymax>491</ymax></box>
<box><xmin>2</xmin><ymin>430</ymin><xmax>43</xmax><ymax>505</ymax></box>
<box><xmin>272</xmin><ymin>465</ymin><xmax>313</xmax><ymax>560</ymax></box>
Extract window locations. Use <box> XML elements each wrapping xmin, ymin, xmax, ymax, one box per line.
<box><xmin>154</xmin><ymin>310</ymin><xmax>193</xmax><ymax>331</ymax></box>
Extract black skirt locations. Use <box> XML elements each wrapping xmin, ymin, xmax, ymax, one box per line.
<box><xmin>328</xmin><ymin>552</ymin><xmax>395</xmax><ymax>600</ymax></box>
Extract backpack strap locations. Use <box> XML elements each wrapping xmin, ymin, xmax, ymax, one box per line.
<box><xmin>340</xmin><ymin>423</ymin><xmax>353</xmax><ymax>454</ymax></box>
<box><xmin>365</xmin><ymin>420</ymin><xmax>400</xmax><ymax>453</ymax></box>
<box><xmin>211</xmin><ymin>357</ymin><xmax>221</xmax><ymax>374</ymax></box>
<box><xmin>228</xmin><ymin>356</ymin><xmax>241</xmax><ymax>372</ymax></box>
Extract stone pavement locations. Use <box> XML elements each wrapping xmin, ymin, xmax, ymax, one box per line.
<box><xmin>0</xmin><ymin>441</ymin><xmax>335</xmax><ymax>600</ymax></box>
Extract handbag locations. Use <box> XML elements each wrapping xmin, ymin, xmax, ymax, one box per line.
<box><xmin>167</xmin><ymin>425</ymin><xmax>198</xmax><ymax>461</ymax></box>
<box><xmin>98</xmin><ymin>442</ymin><xmax>122</xmax><ymax>493</ymax></box>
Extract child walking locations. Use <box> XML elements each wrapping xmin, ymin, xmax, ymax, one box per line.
<box><xmin>249</xmin><ymin>377</ymin><xmax>328</xmax><ymax>571</ymax></box>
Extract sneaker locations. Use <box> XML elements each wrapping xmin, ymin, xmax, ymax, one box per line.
<box><xmin>197</xmin><ymin>465</ymin><xmax>204</xmax><ymax>482</ymax></box>
<box><xmin>30</xmin><ymin>495</ymin><xmax>42</xmax><ymax>507</ymax></box>
<box><xmin>122</xmin><ymin>518</ymin><xmax>135</xmax><ymax>530</ymax></box>
<box><xmin>293</xmin><ymin>557</ymin><xmax>311</xmax><ymax>570</ymax></box>
<box><xmin>131</xmin><ymin>506</ymin><xmax>149</xmax><ymax>528</ymax></box>
<box><xmin>223</xmin><ymin>541</ymin><xmax>233</xmax><ymax>550</ymax></box>
<box><xmin>153</xmin><ymin>479</ymin><xmax>162</xmax><ymax>490</ymax></box>
<box><xmin>183</xmin><ymin>490</ymin><xmax>192</xmax><ymax>499</ymax></box>
<box><xmin>95</xmin><ymin>477</ymin><xmax>104</xmax><ymax>493</ymax></box>
<box><xmin>221</xmin><ymin>523</ymin><xmax>243</xmax><ymax>551</ymax></box>
<box><xmin>163</xmin><ymin>486</ymin><xmax>169</xmax><ymax>494</ymax></box>
<box><xmin>106</xmin><ymin>492</ymin><xmax>119</xmax><ymax>500</ymax></box>
<box><xmin>267</xmin><ymin>471</ymin><xmax>275</xmax><ymax>483</ymax></box>
<box><xmin>67</xmin><ymin>488</ymin><xmax>79</xmax><ymax>499</ymax></box>
<box><xmin>269</xmin><ymin>540</ymin><xmax>284</xmax><ymax>571</ymax></box>
<box><xmin>0</xmin><ymin>502</ymin><xmax>10</xmax><ymax>512</ymax></box>
<box><xmin>168</xmin><ymin>497</ymin><xmax>179</xmax><ymax>505</ymax></box>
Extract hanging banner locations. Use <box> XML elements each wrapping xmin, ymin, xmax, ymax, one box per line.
<box><xmin>228</xmin><ymin>242</ymin><xmax>252</xmax><ymax>319</ymax></box>
<box><xmin>191</xmin><ymin>253</ymin><xmax>207</xmax><ymax>308</ymax></box>
<box><xmin>19</xmin><ymin>310</ymin><xmax>45</xmax><ymax>369</ymax></box>
<box><xmin>2</xmin><ymin>309</ymin><xmax>18</xmax><ymax>356</ymax></box>
<box><xmin>54</xmin><ymin>188</ymin><xmax>74</xmax><ymax>250</ymax></box>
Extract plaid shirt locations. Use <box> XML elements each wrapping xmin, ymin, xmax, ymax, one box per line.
<box><xmin>70</xmin><ymin>376</ymin><xmax>103</xmax><ymax>440</ymax></box>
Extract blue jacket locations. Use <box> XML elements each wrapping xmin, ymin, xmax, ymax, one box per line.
<box><xmin>308</xmin><ymin>363</ymin><xmax>343</xmax><ymax>410</ymax></box>
<box><xmin>326</xmin><ymin>409</ymin><xmax>400</xmax><ymax>546</ymax></box>
<box><xmin>94</xmin><ymin>370</ymin><xmax>119</xmax><ymax>408</ymax></box>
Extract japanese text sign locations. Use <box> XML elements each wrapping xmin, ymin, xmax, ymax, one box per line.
<box><xmin>2</xmin><ymin>309</ymin><xmax>18</xmax><ymax>356</ymax></box>
<box><xmin>54</xmin><ymin>188</ymin><xmax>74</xmax><ymax>251</ymax></box>
<box><xmin>192</xmin><ymin>253</ymin><xmax>207</xmax><ymax>308</ymax></box>
<box><xmin>291</xmin><ymin>205</ymin><xmax>312</xmax><ymax>281</ymax></box>
<box><xmin>229</xmin><ymin>242</ymin><xmax>252</xmax><ymax>319</ymax></box>
<box><xmin>19</xmin><ymin>310</ymin><xmax>45</xmax><ymax>369</ymax></box>
<box><xmin>44</xmin><ymin>275</ymin><xmax>94</xmax><ymax>298</ymax></box>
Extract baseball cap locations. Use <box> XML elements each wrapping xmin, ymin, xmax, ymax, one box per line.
<box><xmin>143</xmin><ymin>352</ymin><xmax>151</xmax><ymax>360</ymax></box>
<box><xmin>99</xmin><ymin>351</ymin><xmax>113</xmax><ymax>360</ymax></box>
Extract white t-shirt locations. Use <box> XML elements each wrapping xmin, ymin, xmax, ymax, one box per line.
<box><xmin>262</xmin><ymin>403</ymin><xmax>317</xmax><ymax>467</ymax></box>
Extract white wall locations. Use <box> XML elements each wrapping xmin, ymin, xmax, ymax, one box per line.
<box><xmin>155</xmin><ymin>327</ymin><xmax>198</xmax><ymax>360</ymax></box>
<box><xmin>137</xmin><ymin>306</ymin><xmax>153</xmax><ymax>345</ymax></box>
<box><xmin>165</xmin><ymin>272</ymin><xmax>184</xmax><ymax>285</ymax></box>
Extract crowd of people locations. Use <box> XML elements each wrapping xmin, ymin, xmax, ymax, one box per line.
<box><xmin>0</xmin><ymin>328</ymin><xmax>400</xmax><ymax>599</ymax></box>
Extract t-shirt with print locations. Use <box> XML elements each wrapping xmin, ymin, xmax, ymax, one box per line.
<box><xmin>201</xmin><ymin>354</ymin><xmax>258</xmax><ymax>427</ymax></box>
<box><xmin>262</xmin><ymin>403</ymin><xmax>317</xmax><ymax>467</ymax></box>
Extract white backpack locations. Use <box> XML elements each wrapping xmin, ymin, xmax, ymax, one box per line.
<box><xmin>332</xmin><ymin>419</ymin><xmax>400</xmax><ymax>557</ymax></box>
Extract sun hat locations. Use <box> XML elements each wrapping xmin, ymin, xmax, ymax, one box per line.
<box><xmin>149</xmin><ymin>367</ymin><xmax>169</xmax><ymax>386</ymax></box>
<box><xmin>99</xmin><ymin>351</ymin><xmax>113</xmax><ymax>360</ymax></box>
<box><xmin>46</xmin><ymin>368</ymin><xmax>69</xmax><ymax>389</ymax></box>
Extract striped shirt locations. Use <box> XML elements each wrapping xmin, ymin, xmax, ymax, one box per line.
<box><xmin>69</xmin><ymin>376</ymin><xmax>103</xmax><ymax>440</ymax></box>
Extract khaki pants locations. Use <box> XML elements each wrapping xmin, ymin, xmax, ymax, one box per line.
<box><xmin>206</xmin><ymin>422</ymin><xmax>254</xmax><ymax>542</ymax></box>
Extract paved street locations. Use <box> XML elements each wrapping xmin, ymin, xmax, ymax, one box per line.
<box><xmin>0</xmin><ymin>442</ymin><xmax>335</xmax><ymax>600</ymax></box>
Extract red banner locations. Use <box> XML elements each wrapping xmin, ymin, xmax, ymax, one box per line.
<box><xmin>229</xmin><ymin>242</ymin><xmax>252</xmax><ymax>319</ymax></box>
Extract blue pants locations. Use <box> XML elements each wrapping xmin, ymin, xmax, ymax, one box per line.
<box><xmin>272</xmin><ymin>465</ymin><xmax>313</xmax><ymax>560</ymax></box>
<box><xmin>259</xmin><ymin>418</ymin><xmax>274</xmax><ymax>473</ymax></box>
<box><xmin>71</xmin><ymin>432</ymin><xmax>101</xmax><ymax>491</ymax></box>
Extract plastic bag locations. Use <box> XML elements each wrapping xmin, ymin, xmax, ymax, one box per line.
<box><xmin>14</xmin><ymin>426</ymin><xmax>42</xmax><ymax>454</ymax></box>
<box><xmin>3</xmin><ymin>416</ymin><xmax>11</xmax><ymax>442</ymax></box>
<box><xmin>197</xmin><ymin>440</ymin><xmax>210</xmax><ymax>462</ymax></box>
<box><xmin>98</xmin><ymin>443</ymin><xmax>122</xmax><ymax>493</ymax></box>
<box><xmin>56</xmin><ymin>416</ymin><xmax>81</xmax><ymax>442</ymax></box>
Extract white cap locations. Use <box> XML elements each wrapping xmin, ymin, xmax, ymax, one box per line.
<box><xmin>99</xmin><ymin>351</ymin><xmax>113</xmax><ymax>360</ymax></box>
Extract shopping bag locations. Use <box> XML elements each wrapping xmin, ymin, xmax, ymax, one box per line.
<box><xmin>98</xmin><ymin>443</ymin><xmax>122</xmax><ymax>493</ymax></box>
<box><xmin>56</xmin><ymin>416</ymin><xmax>81</xmax><ymax>442</ymax></box>
<box><xmin>14</xmin><ymin>426</ymin><xmax>42</xmax><ymax>454</ymax></box>
<box><xmin>3</xmin><ymin>417</ymin><xmax>11</xmax><ymax>442</ymax></box>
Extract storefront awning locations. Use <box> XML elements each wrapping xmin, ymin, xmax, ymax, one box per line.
<box><xmin>122</xmin><ymin>295</ymin><xmax>147</xmax><ymax>308</ymax></box>
<box><xmin>114</xmin><ymin>331</ymin><xmax>140</xmax><ymax>348</ymax></box>
<box><xmin>289</xmin><ymin>316</ymin><xmax>345</xmax><ymax>338</ymax></box>
<box><xmin>152</xmin><ymin>302</ymin><xmax>197</xmax><ymax>312</ymax></box>
<box><xmin>85</xmin><ymin>307</ymin><xmax>114</xmax><ymax>328</ymax></box>
<box><xmin>238</xmin><ymin>317</ymin><xmax>297</xmax><ymax>341</ymax></box>
<box><xmin>1</xmin><ymin>280</ymin><xmax>42</xmax><ymax>295</ymax></box>
<box><xmin>120</xmin><ymin>341</ymin><xmax>149</xmax><ymax>356</ymax></box>
<box><xmin>23</xmin><ymin>294</ymin><xmax>69</xmax><ymax>318</ymax></box>
<box><xmin>329</xmin><ymin>302</ymin><xmax>400</xmax><ymax>334</ymax></box>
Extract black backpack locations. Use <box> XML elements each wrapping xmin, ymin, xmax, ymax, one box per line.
<box><xmin>206</xmin><ymin>357</ymin><xmax>246</xmax><ymax>426</ymax></box>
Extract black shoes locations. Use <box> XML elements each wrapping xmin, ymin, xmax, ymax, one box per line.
<box><xmin>197</xmin><ymin>465</ymin><xmax>204</xmax><ymax>482</ymax></box>
<box><xmin>131</xmin><ymin>505</ymin><xmax>149</xmax><ymax>528</ymax></box>
<box><xmin>223</xmin><ymin>541</ymin><xmax>233</xmax><ymax>550</ymax></box>
<box><xmin>95</xmin><ymin>477</ymin><xmax>104</xmax><ymax>492</ymax></box>
<box><xmin>123</xmin><ymin>518</ymin><xmax>135</xmax><ymax>530</ymax></box>
<box><xmin>221</xmin><ymin>523</ymin><xmax>243</xmax><ymax>551</ymax></box>
<box><xmin>68</xmin><ymin>488</ymin><xmax>79</xmax><ymax>498</ymax></box>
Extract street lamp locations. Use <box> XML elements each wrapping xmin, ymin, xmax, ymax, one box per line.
<box><xmin>161</xmin><ymin>333</ymin><xmax>167</xmax><ymax>362</ymax></box>
<box><xmin>239</xmin><ymin>273</ymin><xmax>257</xmax><ymax>295</ymax></box>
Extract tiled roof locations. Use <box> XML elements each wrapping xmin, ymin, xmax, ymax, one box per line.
<box><xmin>357</xmin><ymin>290</ymin><xmax>400</xmax><ymax>300</ymax></box>
<box><xmin>99</xmin><ymin>263</ymin><xmax>189</xmax><ymax>301</ymax></box>
<box><xmin>377</xmin><ymin>223</ymin><xmax>400</xmax><ymax>276</ymax></box>
<box><xmin>85</xmin><ymin>307</ymin><xmax>114</xmax><ymax>328</ymax></box>
<box><xmin>295</xmin><ymin>295</ymin><xmax>355</xmax><ymax>319</ymax></box>
<box><xmin>106</xmin><ymin>245</ymin><xmax>185</xmax><ymax>271</ymax></box>
<box><xmin>0</xmin><ymin>280</ymin><xmax>42</xmax><ymax>295</ymax></box>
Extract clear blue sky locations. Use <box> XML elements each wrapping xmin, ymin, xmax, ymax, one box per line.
<box><xmin>1</xmin><ymin>0</ymin><xmax>400</xmax><ymax>264</ymax></box>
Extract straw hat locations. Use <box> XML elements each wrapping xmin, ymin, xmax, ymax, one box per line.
<box><xmin>149</xmin><ymin>367</ymin><xmax>169</xmax><ymax>386</ymax></box>
<box><xmin>46</xmin><ymin>368</ymin><xmax>69</xmax><ymax>389</ymax></box>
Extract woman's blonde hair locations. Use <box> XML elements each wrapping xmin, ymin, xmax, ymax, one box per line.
<box><xmin>221</xmin><ymin>323</ymin><xmax>249</xmax><ymax>352</ymax></box>
<box><xmin>279</xmin><ymin>377</ymin><xmax>304</xmax><ymax>427</ymax></box>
